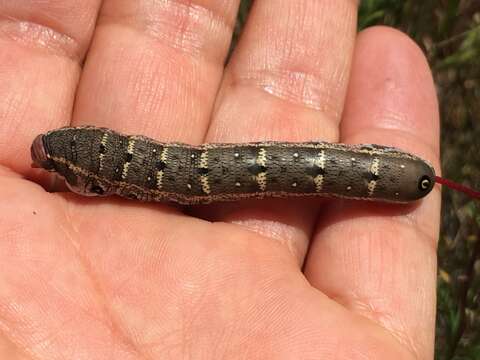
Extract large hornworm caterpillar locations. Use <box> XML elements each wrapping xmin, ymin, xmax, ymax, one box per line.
<box><xmin>31</xmin><ymin>126</ymin><xmax>437</xmax><ymax>204</ymax></box>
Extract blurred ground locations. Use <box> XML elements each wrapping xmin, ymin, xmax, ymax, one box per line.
<box><xmin>233</xmin><ymin>1</ymin><xmax>480</xmax><ymax>359</ymax></box>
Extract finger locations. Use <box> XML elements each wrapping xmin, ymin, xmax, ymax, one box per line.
<box><xmin>72</xmin><ymin>0</ymin><xmax>239</xmax><ymax>143</ymax></box>
<box><xmin>198</xmin><ymin>0</ymin><xmax>359</xmax><ymax>263</ymax></box>
<box><xmin>0</xmin><ymin>2</ymin><xmax>101</xmax><ymax>176</ymax></box>
<box><xmin>304</xmin><ymin>27</ymin><xmax>441</xmax><ymax>358</ymax></box>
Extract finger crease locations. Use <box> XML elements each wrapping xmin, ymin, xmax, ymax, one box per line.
<box><xmin>228</xmin><ymin>69</ymin><xmax>344</xmax><ymax>120</ymax></box>
<box><xmin>98</xmin><ymin>1</ymin><xmax>234</xmax><ymax>63</ymax></box>
<box><xmin>0</xmin><ymin>16</ymin><xmax>83</xmax><ymax>62</ymax></box>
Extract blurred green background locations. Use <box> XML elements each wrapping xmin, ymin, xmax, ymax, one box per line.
<box><xmin>233</xmin><ymin>1</ymin><xmax>480</xmax><ymax>359</ymax></box>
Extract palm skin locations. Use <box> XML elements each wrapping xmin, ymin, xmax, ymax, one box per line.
<box><xmin>0</xmin><ymin>1</ymin><xmax>440</xmax><ymax>359</ymax></box>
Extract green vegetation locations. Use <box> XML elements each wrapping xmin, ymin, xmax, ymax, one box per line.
<box><xmin>234</xmin><ymin>1</ymin><xmax>480</xmax><ymax>359</ymax></box>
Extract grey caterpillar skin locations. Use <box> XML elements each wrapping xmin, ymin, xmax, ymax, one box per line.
<box><xmin>31</xmin><ymin>126</ymin><xmax>436</xmax><ymax>204</ymax></box>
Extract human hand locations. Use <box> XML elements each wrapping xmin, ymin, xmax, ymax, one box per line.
<box><xmin>0</xmin><ymin>1</ymin><xmax>440</xmax><ymax>359</ymax></box>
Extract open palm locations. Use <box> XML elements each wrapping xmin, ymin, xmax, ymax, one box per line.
<box><xmin>0</xmin><ymin>1</ymin><xmax>441</xmax><ymax>359</ymax></box>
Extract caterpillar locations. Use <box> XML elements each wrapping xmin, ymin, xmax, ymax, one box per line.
<box><xmin>31</xmin><ymin>126</ymin><xmax>437</xmax><ymax>204</ymax></box>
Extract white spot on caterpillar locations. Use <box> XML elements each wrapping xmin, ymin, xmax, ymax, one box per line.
<box><xmin>199</xmin><ymin>151</ymin><xmax>210</xmax><ymax>194</ymax></box>
<box><xmin>200</xmin><ymin>176</ymin><xmax>210</xmax><ymax>194</ymax></box>
<box><xmin>99</xmin><ymin>132</ymin><xmax>109</xmax><ymax>172</ymax></box>
<box><xmin>401</xmin><ymin>164</ymin><xmax>405</xmax><ymax>169</ymax></box>
<box><xmin>156</xmin><ymin>147</ymin><xmax>168</xmax><ymax>189</ymax></box>
<box><xmin>314</xmin><ymin>150</ymin><xmax>326</xmax><ymax>192</ymax></box>
<box><xmin>235</xmin><ymin>182</ymin><xmax>241</xmax><ymax>187</ymax></box>
<box><xmin>314</xmin><ymin>176</ymin><xmax>324</xmax><ymax>192</ymax></box>
<box><xmin>187</xmin><ymin>183</ymin><xmax>192</xmax><ymax>190</ymax></box>
<box><xmin>122</xmin><ymin>138</ymin><xmax>136</xmax><ymax>179</ymax></box>
<box><xmin>368</xmin><ymin>157</ymin><xmax>380</xmax><ymax>196</ymax></box>
<box><xmin>318</xmin><ymin>150</ymin><xmax>326</xmax><ymax>169</ymax></box>
<box><xmin>122</xmin><ymin>163</ymin><xmax>130</xmax><ymax>179</ymax></box>
<box><xmin>257</xmin><ymin>173</ymin><xmax>267</xmax><ymax>191</ymax></box>
<box><xmin>161</xmin><ymin>147</ymin><xmax>168</xmax><ymax>162</ymax></box>
<box><xmin>258</xmin><ymin>148</ymin><xmax>267</xmax><ymax>165</ymax></box>
<box><xmin>200</xmin><ymin>151</ymin><xmax>208</xmax><ymax>168</ymax></box>
<box><xmin>127</xmin><ymin>138</ymin><xmax>135</xmax><ymax>154</ymax></box>
<box><xmin>234</xmin><ymin>152</ymin><xmax>240</xmax><ymax>158</ymax></box>
<box><xmin>156</xmin><ymin>171</ymin><xmax>164</xmax><ymax>189</ymax></box>
<box><xmin>347</xmin><ymin>186</ymin><xmax>352</xmax><ymax>191</ymax></box>
<box><xmin>371</xmin><ymin>157</ymin><xmax>380</xmax><ymax>175</ymax></box>
<box><xmin>293</xmin><ymin>152</ymin><xmax>299</xmax><ymax>158</ymax></box>
<box><xmin>292</xmin><ymin>182</ymin><xmax>297</xmax><ymax>188</ymax></box>
<box><xmin>256</xmin><ymin>148</ymin><xmax>267</xmax><ymax>191</ymax></box>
